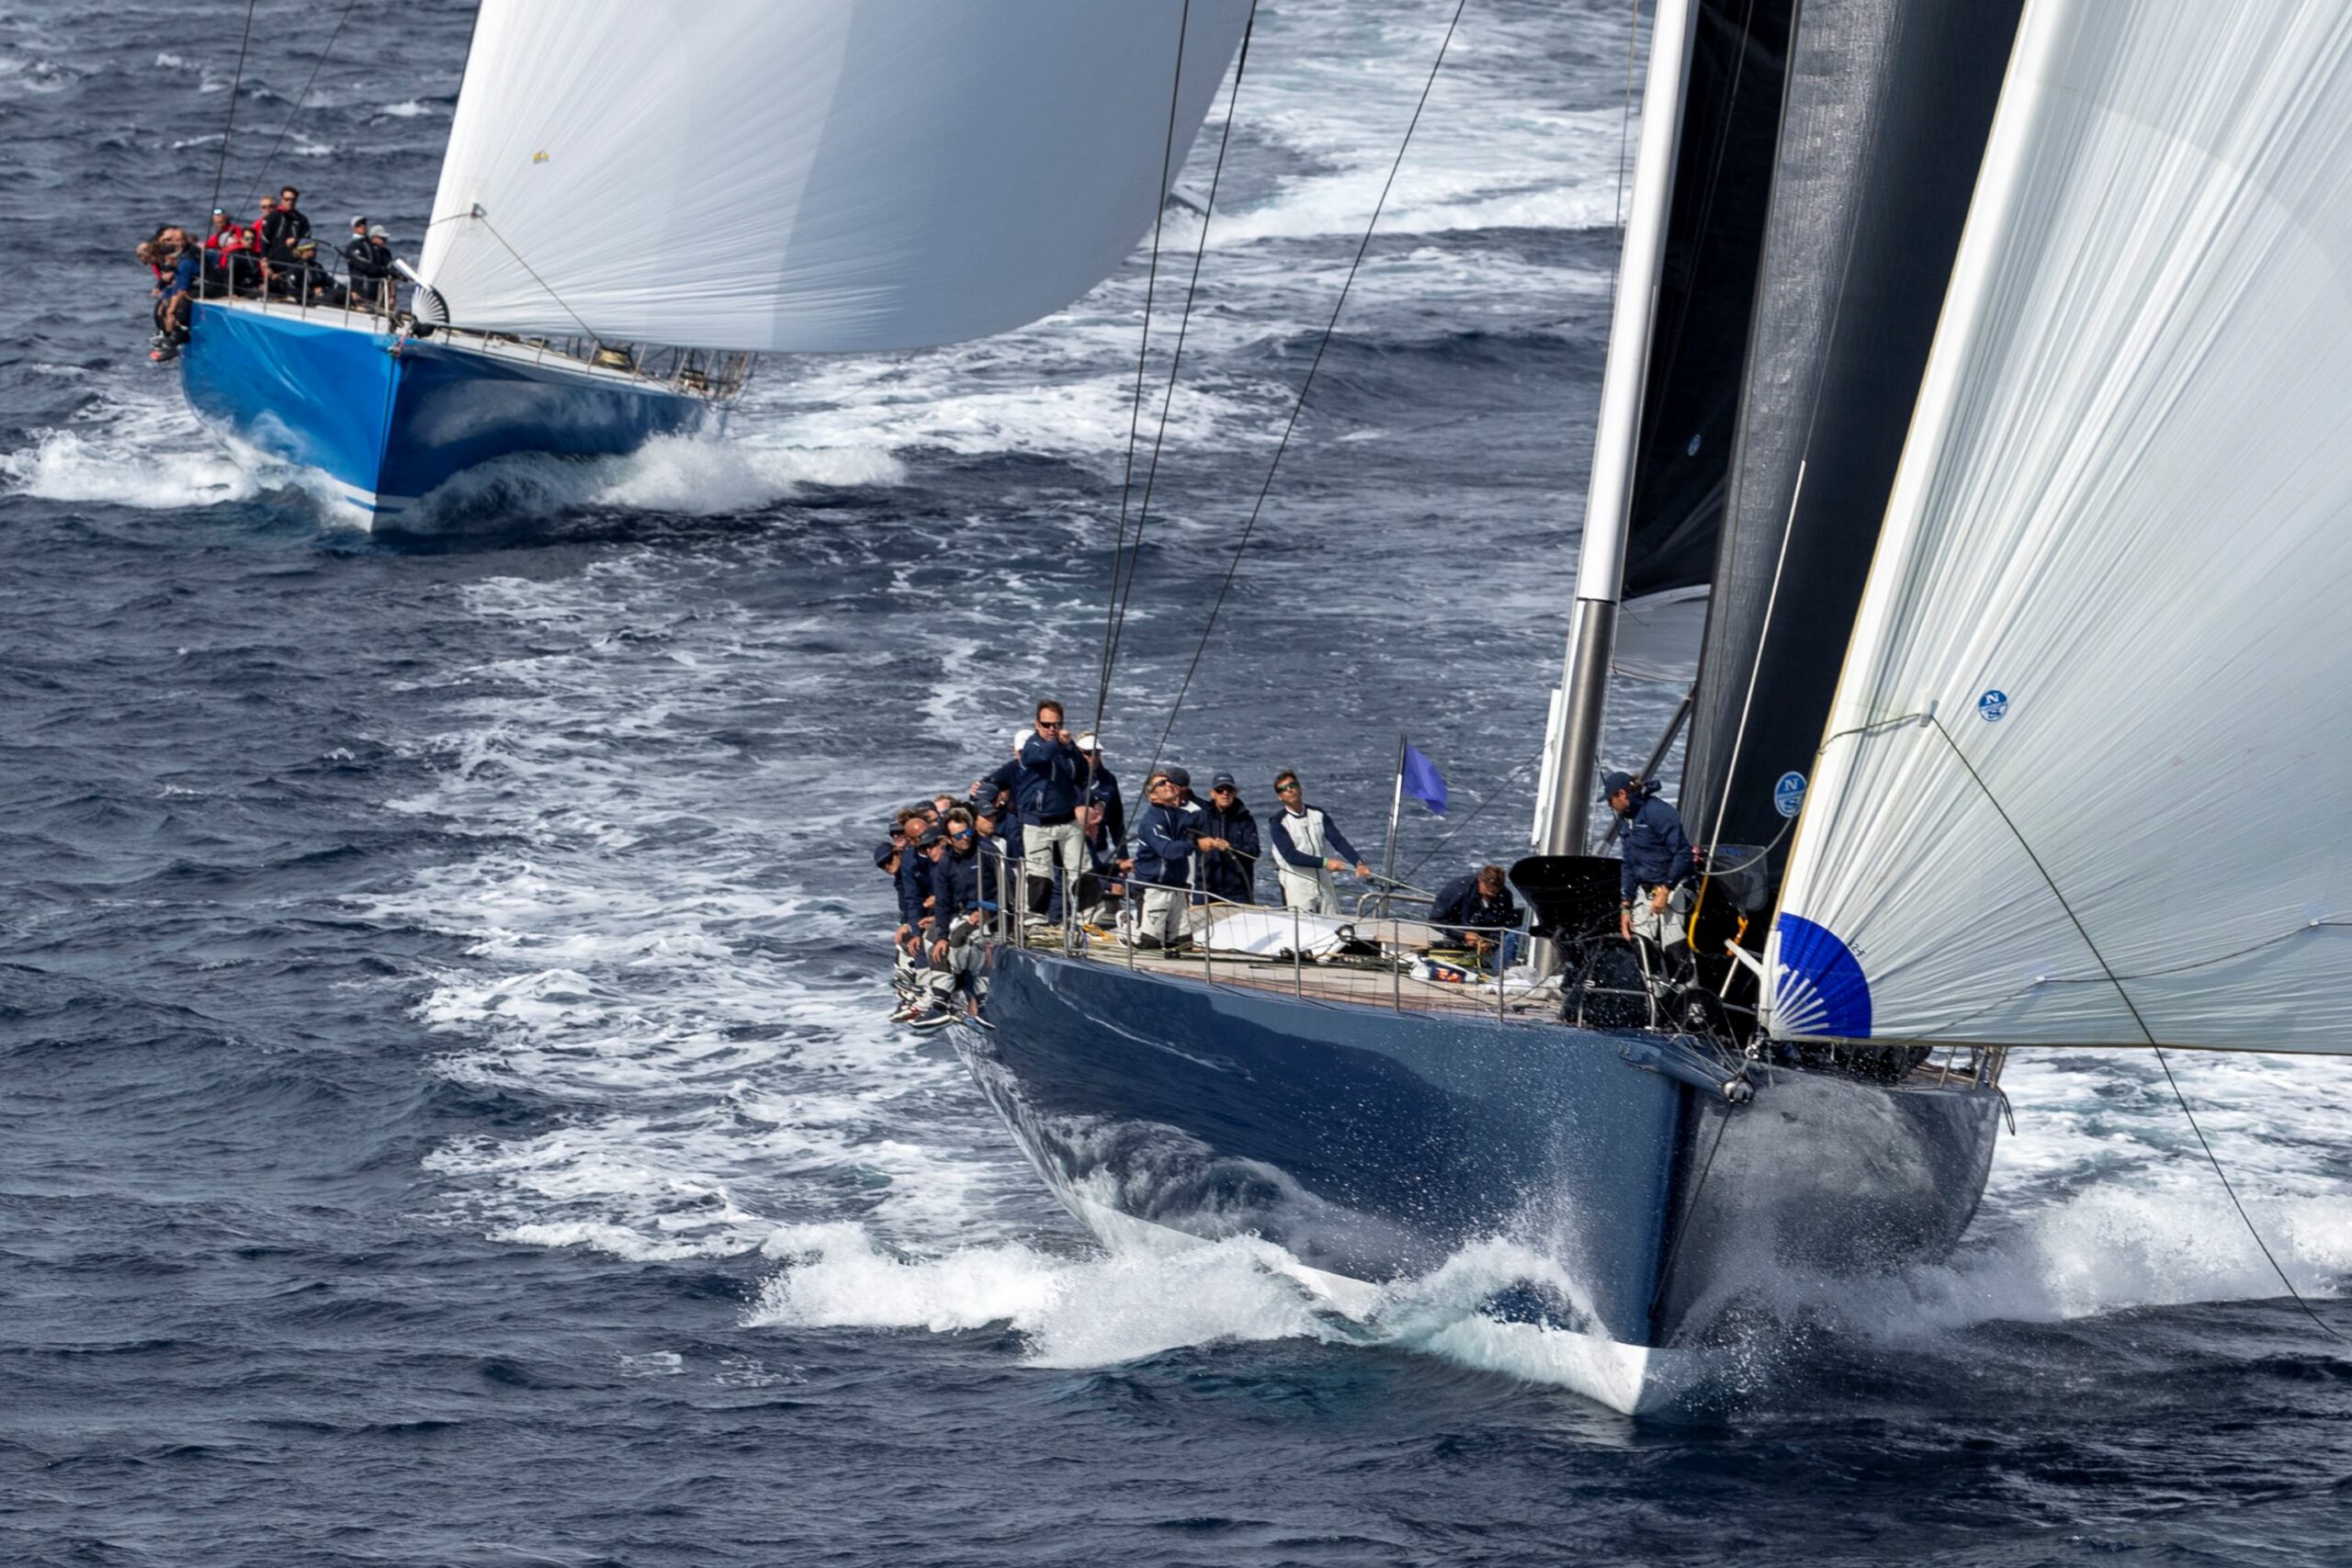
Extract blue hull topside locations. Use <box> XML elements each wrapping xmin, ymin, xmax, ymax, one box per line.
<box><xmin>957</xmin><ymin>947</ymin><xmax>2001</xmax><ymax>1355</ymax></box>
<box><xmin>179</xmin><ymin>300</ymin><xmax>720</xmax><ymax>518</ymax></box>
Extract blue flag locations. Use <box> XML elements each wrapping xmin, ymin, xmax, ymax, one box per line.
<box><xmin>1400</xmin><ymin>742</ymin><xmax>1448</xmax><ymax>816</ymax></box>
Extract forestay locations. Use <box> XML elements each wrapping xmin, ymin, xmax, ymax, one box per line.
<box><xmin>416</xmin><ymin>0</ymin><xmax>1251</xmax><ymax>351</ymax></box>
<box><xmin>1766</xmin><ymin>0</ymin><xmax>2352</xmax><ymax>1051</ymax></box>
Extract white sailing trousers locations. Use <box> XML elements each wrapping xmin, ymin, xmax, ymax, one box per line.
<box><xmin>1023</xmin><ymin>818</ymin><xmax>1084</xmax><ymax>912</ymax></box>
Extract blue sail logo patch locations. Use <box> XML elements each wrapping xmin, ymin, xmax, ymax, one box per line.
<box><xmin>1772</xmin><ymin>771</ymin><xmax>1806</xmax><ymax>818</ymax></box>
<box><xmin>1771</xmin><ymin>914</ymin><xmax>1872</xmax><ymax>1038</ymax></box>
<box><xmin>1977</xmin><ymin>688</ymin><xmax>2009</xmax><ymax>722</ymax></box>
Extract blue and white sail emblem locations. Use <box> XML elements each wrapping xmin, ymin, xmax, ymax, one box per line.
<box><xmin>1977</xmin><ymin>688</ymin><xmax>2009</xmax><ymax>721</ymax></box>
<box><xmin>1772</xmin><ymin>770</ymin><xmax>1806</xmax><ymax>818</ymax></box>
<box><xmin>1770</xmin><ymin>914</ymin><xmax>1872</xmax><ymax>1038</ymax></box>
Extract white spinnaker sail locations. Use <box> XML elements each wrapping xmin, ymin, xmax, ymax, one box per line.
<box><xmin>1764</xmin><ymin>0</ymin><xmax>2352</xmax><ymax>1051</ymax></box>
<box><xmin>415</xmin><ymin>0</ymin><xmax>1250</xmax><ymax>351</ymax></box>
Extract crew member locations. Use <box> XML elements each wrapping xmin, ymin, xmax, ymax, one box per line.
<box><xmin>1196</xmin><ymin>772</ymin><xmax>1259</xmax><ymax>906</ymax></box>
<box><xmin>1125</xmin><ymin>771</ymin><xmax>1228</xmax><ymax>949</ymax></box>
<box><xmin>1430</xmin><ymin>863</ymin><xmax>1520</xmax><ymax>962</ymax></box>
<box><xmin>1075</xmin><ymin>731</ymin><xmax>1124</xmax><ymax>844</ymax></box>
<box><xmin>1016</xmin><ymin>699</ymin><xmax>1087</xmax><ymax>925</ymax></box>
<box><xmin>1268</xmin><ymin>770</ymin><xmax>1370</xmax><ymax>916</ymax></box>
<box><xmin>1605</xmin><ymin>770</ymin><xmax>1696</xmax><ymax>950</ymax></box>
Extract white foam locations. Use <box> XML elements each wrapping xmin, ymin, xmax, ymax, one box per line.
<box><xmin>1</xmin><ymin>427</ymin><xmax>257</xmax><ymax>508</ymax></box>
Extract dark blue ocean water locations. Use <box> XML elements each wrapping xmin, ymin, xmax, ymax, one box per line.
<box><xmin>5</xmin><ymin>3</ymin><xmax>2350</xmax><ymax>1563</ymax></box>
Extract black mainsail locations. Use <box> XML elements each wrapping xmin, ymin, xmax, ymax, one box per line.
<box><xmin>1678</xmin><ymin>0</ymin><xmax>2024</xmax><ymax>867</ymax></box>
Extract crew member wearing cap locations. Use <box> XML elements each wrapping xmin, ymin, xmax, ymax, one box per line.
<box><xmin>1196</xmin><ymin>771</ymin><xmax>1260</xmax><ymax>906</ymax></box>
<box><xmin>1074</xmin><ymin>731</ymin><xmax>1123</xmax><ymax>844</ymax></box>
<box><xmin>1268</xmin><ymin>770</ymin><xmax>1371</xmax><ymax>916</ymax></box>
<box><xmin>345</xmin><ymin>218</ymin><xmax>391</xmax><ymax>310</ymax></box>
<box><xmin>1604</xmin><ymin>770</ymin><xmax>1696</xmax><ymax>949</ymax></box>
<box><xmin>1125</xmin><ymin>771</ymin><xmax>1229</xmax><ymax>949</ymax></box>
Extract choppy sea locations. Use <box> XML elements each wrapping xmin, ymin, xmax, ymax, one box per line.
<box><xmin>4</xmin><ymin>2</ymin><xmax>2349</xmax><ymax>1562</ymax></box>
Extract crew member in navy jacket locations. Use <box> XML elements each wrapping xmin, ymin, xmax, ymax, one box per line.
<box><xmin>1604</xmin><ymin>770</ymin><xmax>1697</xmax><ymax>949</ymax></box>
<box><xmin>1125</xmin><ymin>771</ymin><xmax>1229</xmax><ymax>949</ymax></box>
<box><xmin>1016</xmin><ymin>699</ymin><xmax>1088</xmax><ymax>922</ymax></box>
<box><xmin>1430</xmin><ymin>863</ymin><xmax>1520</xmax><ymax>956</ymax></box>
<box><xmin>1196</xmin><ymin>772</ymin><xmax>1260</xmax><ymax>905</ymax></box>
<box><xmin>1075</xmin><ymin>732</ymin><xmax>1124</xmax><ymax>846</ymax></box>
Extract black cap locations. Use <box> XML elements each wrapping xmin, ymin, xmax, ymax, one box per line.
<box><xmin>1599</xmin><ymin>770</ymin><xmax>1635</xmax><ymax>800</ymax></box>
<box><xmin>872</xmin><ymin>840</ymin><xmax>898</xmax><ymax>867</ymax></box>
<box><xmin>1163</xmin><ymin>765</ymin><xmax>1191</xmax><ymax>789</ymax></box>
<box><xmin>917</xmin><ymin>826</ymin><xmax>945</xmax><ymax>847</ymax></box>
<box><xmin>1211</xmin><ymin>771</ymin><xmax>1237</xmax><ymax>790</ymax></box>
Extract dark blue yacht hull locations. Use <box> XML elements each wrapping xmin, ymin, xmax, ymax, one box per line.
<box><xmin>954</xmin><ymin>946</ymin><xmax>2000</xmax><ymax>1407</ymax></box>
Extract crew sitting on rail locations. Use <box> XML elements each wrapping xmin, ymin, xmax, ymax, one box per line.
<box><xmin>897</xmin><ymin>813</ymin><xmax>989</xmax><ymax>1030</ymax></box>
<box><xmin>274</xmin><ymin>238</ymin><xmax>345</xmax><ymax>308</ymax></box>
<box><xmin>147</xmin><ymin>232</ymin><xmax>199</xmax><ymax>362</ymax></box>
<box><xmin>1604</xmin><ymin>769</ymin><xmax>1699</xmax><ymax>952</ymax></box>
<box><xmin>1430</xmin><ymin>863</ymin><xmax>1521</xmax><ymax>966</ymax></box>
<box><xmin>1268</xmin><ymin>769</ymin><xmax>1371</xmax><ymax>916</ymax></box>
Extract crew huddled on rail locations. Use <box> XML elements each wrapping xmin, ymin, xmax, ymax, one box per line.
<box><xmin>135</xmin><ymin>186</ymin><xmax>406</xmax><ymax>362</ymax></box>
<box><xmin>869</xmin><ymin>699</ymin><xmax>1691</xmax><ymax>1032</ymax></box>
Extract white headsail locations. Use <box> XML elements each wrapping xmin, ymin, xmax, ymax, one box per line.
<box><xmin>1765</xmin><ymin>0</ymin><xmax>2352</xmax><ymax>1051</ymax></box>
<box><xmin>416</xmin><ymin>0</ymin><xmax>1251</xmax><ymax>351</ymax></box>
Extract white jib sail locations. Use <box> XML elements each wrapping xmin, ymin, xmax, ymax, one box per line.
<box><xmin>415</xmin><ymin>0</ymin><xmax>1251</xmax><ymax>352</ymax></box>
<box><xmin>1765</xmin><ymin>0</ymin><xmax>2352</xmax><ymax>1051</ymax></box>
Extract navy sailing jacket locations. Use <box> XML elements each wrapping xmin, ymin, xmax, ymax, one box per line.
<box><xmin>1196</xmin><ymin>799</ymin><xmax>1259</xmax><ymax>904</ymax></box>
<box><xmin>930</xmin><ymin>843</ymin><xmax>985</xmax><ymax>932</ymax></box>
<box><xmin>1430</xmin><ymin>874</ymin><xmax>1521</xmax><ymax>946</ymax></box>
<box><xmin>1129</xmin><ymin>801</ymin><xmax>1198</xmax><ymax>889</ymax></box>
<box><xmin>1016</xmin><ymin>733</ymin><xmax>1084</xmax><ymax>824</ymax></box>
<box><xmin>1618</xmin><ymin>783</ymin><xmax>1697</xmax><ymax>900</ymax></box>
<box><xmin>898</xmin><ymin>848</ymin><xmax>934</xmax><ymax>931</ymax></box>
<box><xmin>1086</xmin><ymin>762</ymin><xmax>1125</xmax><ymax>845</ymax></box>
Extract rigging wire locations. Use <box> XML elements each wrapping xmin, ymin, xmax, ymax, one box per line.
<box><xmin>239</xmin><ymin>0</ymin><xmax>365</xmax><ymax>209</ymax></box>
<box><xmin>1090</xmin><ymin>0</ymin><xmax>1197</xmax><ymax>743</ymax></box>
<box><xmin>208</xmin><ymin>0</ymin><xmax>261</xmax><ymax>217</ymax></box>
<box><xmin>1907</xmin><ymin>712</ymin><xmax>2346</xmax><ymax>1345</ymax></box>
<box><xmin>1093</xmin><ymin>3</ymin><xmax>1256</xmax><ymax>742</ymax></box>
<box><xmin>1138</xmin><ymin>0</ymin><xmax>1469</xmax><ymax>778</ymax></box>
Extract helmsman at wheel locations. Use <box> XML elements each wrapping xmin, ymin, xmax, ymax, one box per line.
<box><xmin>1604</xmin><ymin>770</ymin><xmax>1697</xmax><ymax>950</ymax></box>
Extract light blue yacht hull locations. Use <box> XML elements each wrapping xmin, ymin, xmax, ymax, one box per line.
<box><xmin>179</xmin><ymin>301</ymin><xmax>721</xmax><ymax>519</ymax></box>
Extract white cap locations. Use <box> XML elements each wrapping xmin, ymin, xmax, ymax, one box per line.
<box><xmin>1076</xmin><ymin>732</ymin><xmax>1102</xmax><ymax>752</ymax></box>
<box><xmin>1012</xmin><ymin>728</ymin><xmax>1032</xmax><ymax>753</ymax></box>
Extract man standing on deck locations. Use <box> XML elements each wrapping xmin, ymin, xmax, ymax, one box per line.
<box><xmin>1605</xmin><ymin>770</ymin><xmax>1697</xmax><ymax>951</ymax></box>
<box><xmin>1076</xmin><ymin>732</ymin><xmax>1123</xmax><ymax>845</ymax></box>
<box><xmin>1268</xmin><ymin>770</ymin><xmax>1371</xmax><ymax>916</ymax></box>
<box><xmin>1125</xmin><ymin>771</ymin><xmax>1229</xmax><ymax>950</ymax></box>
<box><xmin>1016</xmin><ymin>700</ymin><xmax>1086</xmax><ymax>928</ymax></box>
<box><xmin>1196</xmin><ymin>772</ymin><xmax>1260</xmax><ymax>906</ymax></box>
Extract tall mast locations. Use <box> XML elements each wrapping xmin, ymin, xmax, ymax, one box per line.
<box><xmin>1533</xmin><ymin>0</ymin><xmax>1700</xmax><ymax>856</ymax></box>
